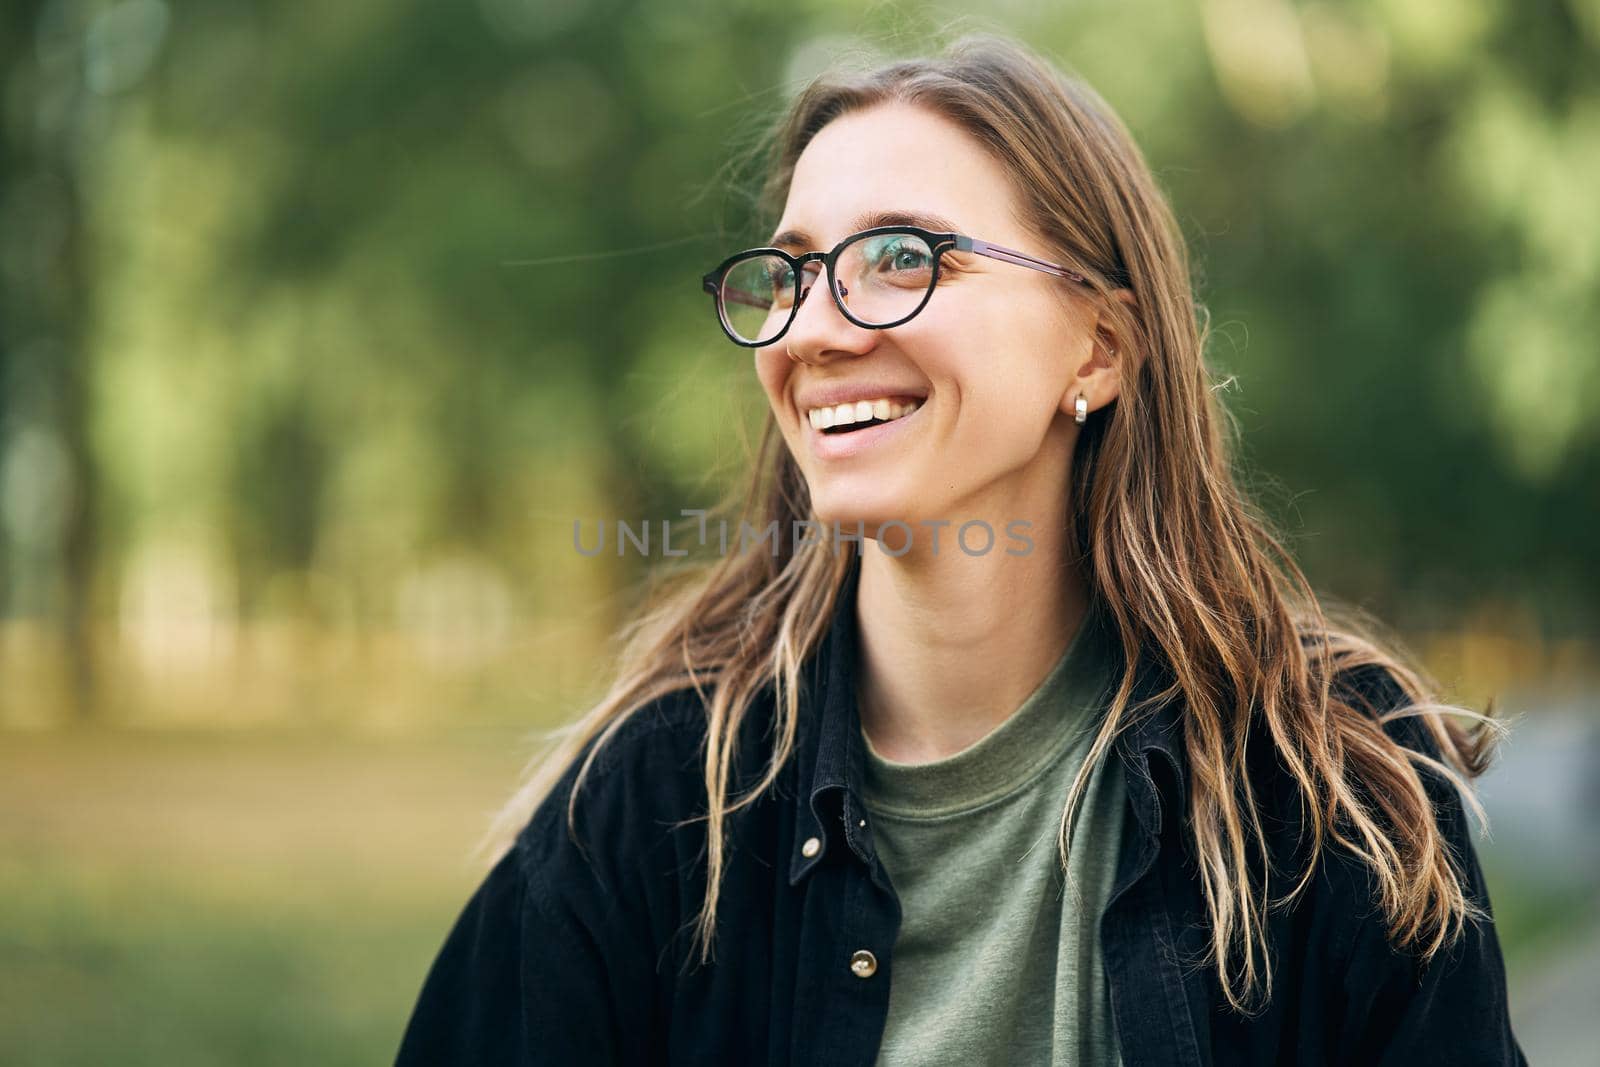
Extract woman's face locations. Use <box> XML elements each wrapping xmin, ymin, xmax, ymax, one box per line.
<box><xmin>756</xmin><ymin>102</ymin><xmax>1113</xmax><ymax>543</ymax></box>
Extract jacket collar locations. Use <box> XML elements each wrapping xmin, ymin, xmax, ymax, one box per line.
<box><xmin>788</xmin><ymin>553</ymin><xmax>1188</xmax><ymax>887</ymax></box>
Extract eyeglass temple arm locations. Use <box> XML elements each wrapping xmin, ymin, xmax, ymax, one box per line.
<box><xmin>706</xmin><ymin>260</ymin><xmax>829</xmax><ymax>310</ymax></box>
<box><xmin>955</xmin><ymin>236</ymin><xmax>1086</xmax><ymax>284</ymax></box>
<box><xmin>705</xmin><ymin>275</ymin><xmax>773</xmax><ymax>310</ymax></box>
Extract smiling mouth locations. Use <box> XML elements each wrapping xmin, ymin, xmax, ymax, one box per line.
<box><xmin>808</xmin><ymin>398</ymin><xmax>924</xmax><ymax>435</ymax></box>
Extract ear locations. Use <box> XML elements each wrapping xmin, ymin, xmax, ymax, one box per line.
<box><xmin>1061</xmin><ymin>288</ymin><xmax>1138</xmax><ymax>421</ymax></box>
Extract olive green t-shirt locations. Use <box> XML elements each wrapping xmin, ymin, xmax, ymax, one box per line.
<box><xmin>859</xmin><ymin>601</ymin><xmax>1127</xmax><ymax>1067</ymax></box>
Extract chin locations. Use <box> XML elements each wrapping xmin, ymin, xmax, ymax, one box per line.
<box><xmin>807</xmin><ymin>486</ymin><xmax>929</xmax><ymax>545</ymax></box>
<box><xmin>809</xmin><ymin>492</ymin><xmax>898</xmax><ymax>530</ymax></box>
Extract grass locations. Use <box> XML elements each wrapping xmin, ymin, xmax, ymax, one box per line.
<box><xmin>0</xmin><ymin>728</ymin><xmax>532</xmax><ymax>1066</ymax></box>
<box><xmin>0</xmin><ymin>724</ymin><xmax>1582</xmax><ymax>1064</ymax></box>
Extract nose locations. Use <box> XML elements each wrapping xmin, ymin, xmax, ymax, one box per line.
<box><xmin>786</xmin><ymin>266</ymin><xmax>871</xmax><ymax>363</ymax></box>
<box><xmin>797</xmin><ymin>273</ymin><xmax>848</xmax><ymax>306</ymax></box>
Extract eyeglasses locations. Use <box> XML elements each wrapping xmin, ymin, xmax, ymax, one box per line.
<box><xmin>701</xmin><ymin>225</ymin><xmax>1091</xmax><ymax>347</ymax></box>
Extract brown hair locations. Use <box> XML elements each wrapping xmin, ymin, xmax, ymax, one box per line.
<box><xmin>490</xmin><ymin>30</ymin><xmax>1506</xmax><ymax>1014</ymax></box>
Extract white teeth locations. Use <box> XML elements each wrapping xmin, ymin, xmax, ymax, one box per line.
<box><xmin>806</xmin><ymin>396</ymin><xmax>923</xmax><ymax>430</ymax></box>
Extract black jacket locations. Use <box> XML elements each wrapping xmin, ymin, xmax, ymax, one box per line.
<box><xmin>396</xmin><ymin>557</ymin><xmax>1527</xmax><ymax>1065</ymax></box>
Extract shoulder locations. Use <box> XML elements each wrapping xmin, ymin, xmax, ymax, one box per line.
<box><xmin>510</xmin><ymin>688</ymin><xmax>715</xmax><ymax>875</ymax></box>
<box><xmin>557</xmin><ymin>687</ymin><xmax>712</xmax><ymax>785</ymax></box>
<box><xmin>1310</xmin><ymin>661</ymin><xmax>1494</xmax><ymax>942</ymax></box>
<box><xmin>1326</xmin><ymin>659</ymin><xmax>1464</xmax><ymax>805</ymax></box>
<box><xmin>1247</xmin><ymin>658</ymin><xmax>1475</xmax><ymax>906</ymax></box>
<box><xmin>399</xmin><ymin>688</ymin><xmax>721</xmax><ymax>1062</ymax></box>
<box><xmin>507</xmin><ymin>682</ymin><xmax>789</xmax><ymax>878</ymax></box>
<box><xmin>1246</xmin><ymin>659</ymin><xmax>1438</xmax><ymax>809</ymax></box>
<box><xmin>1314</xmin><ymin>666</ymin><xmax>1524</xmax><ymax>1060</ymax></box>
<box><xmin>1301</xmin><ymin>630</ymin><xmax>1447</xmax><ymax>763</ymax></box>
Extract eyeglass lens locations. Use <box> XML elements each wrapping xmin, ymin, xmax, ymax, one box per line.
<box><xmin>717</xmin><ymin>230</ymin><xmax>938</xmax><ymax>345</ymax></box>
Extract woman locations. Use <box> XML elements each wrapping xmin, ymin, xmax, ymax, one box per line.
<box><xmin>396</xmin><ymin>33</ymin><xmax>1526</xmax><ymax>1066</ymax></box>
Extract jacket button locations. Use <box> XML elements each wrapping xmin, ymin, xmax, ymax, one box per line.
<box><xmin>849</xmin><ymin>950</ymin><xmax>878</xmax><ymax>978</ymax></box>
<box><xmin>801</xmin><ymin>836</ymin><xmax>821</xmax><ymax>858</ymax></box>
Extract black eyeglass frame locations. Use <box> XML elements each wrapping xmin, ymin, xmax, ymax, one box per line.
<box><xmin>700</xmin><ymin>224</ymin><xmax>1090</xmax><ymax>348</ymax></box>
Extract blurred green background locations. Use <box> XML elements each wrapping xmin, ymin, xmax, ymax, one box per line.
<box><xmin>2</xmin><ymin>0</ymin><xmax>1597</xmax><ymax>1063</ymax></box>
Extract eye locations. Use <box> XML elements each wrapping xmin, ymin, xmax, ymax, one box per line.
<box><xmin>859</xmin><ymin>235</ymin><xmax>936</xmax><ymax>285</ymax></box>
<box><xmin>765</xmin><ymin>261</ymin><xmax>795</xmax><ymax>292</ymax></box>
<box><xmin>877</xmin><ymin>239</ymin><xmax>931</xmax><ymax>272</ymax></box>
<box><xmin>897</xmin><ymin>247</ymin><xmax>928</xmax><ymax>269</ymax></box>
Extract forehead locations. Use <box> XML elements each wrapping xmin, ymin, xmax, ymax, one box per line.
<box><xmin>773</xmin><ymin>102</ymin><xmax>1024</xmax><ymax>249</ymax></box>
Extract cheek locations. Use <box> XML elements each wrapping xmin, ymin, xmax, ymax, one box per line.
<box><xmin>942</xmin><ymin>322</ymin><xmax>1074</xmax><ymax>434</ymax></box>
<box><xmin>753</xmin><ymin>351</ymin><xmax>792</xmax><ymax>412</ymax></box>
<box><xmin>915</xmin><ymin>298</ymin><xmax>1061</xmax><ymax>394</ymax></box>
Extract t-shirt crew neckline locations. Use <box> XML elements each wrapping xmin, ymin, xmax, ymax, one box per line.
<box><xmin>858</xmin><ymin>599</ymin><xmax>1121</xmax><ymax>821</ymax></box>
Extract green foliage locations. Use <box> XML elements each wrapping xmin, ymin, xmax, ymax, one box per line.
<box><xmin>1</xmin><ymin>1</ymin><xmax>1595</xmax><ymax>682</ymax></box>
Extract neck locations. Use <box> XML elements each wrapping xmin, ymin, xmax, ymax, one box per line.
<box><xmin>853</xmin><ymin>521</ymin><xmax>1088</xmax><ymax>765</ymax></box>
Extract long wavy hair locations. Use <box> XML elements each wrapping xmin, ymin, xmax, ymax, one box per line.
<box><xmin>489</xmin><ymin>31</ymin><xmax>1507</xmax><ymax>1014</ymax></box>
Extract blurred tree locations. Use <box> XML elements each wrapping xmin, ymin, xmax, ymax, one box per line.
<box><xmin>1</xmin><ymin>0</ymin><xmax>106</xmax><ymax>721</ymax></box>
<box><xmin>0</xmin><ymin>0</ymin><xmax>1594</xmax><ymax>727</ymax></box>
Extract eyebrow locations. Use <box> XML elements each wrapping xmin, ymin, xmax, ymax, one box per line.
<box><xmin>766</xmin><ymin>209</ymin><xmax>962</xmax><ymax>251</ymax></box>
